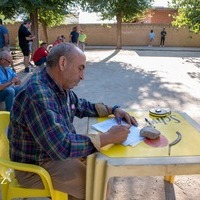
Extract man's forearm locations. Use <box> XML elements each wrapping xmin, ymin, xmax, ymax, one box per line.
<box><xmin>0</xmin><ymin>81</ymin><xmax>12</xmax><ymax>91</ymax></box>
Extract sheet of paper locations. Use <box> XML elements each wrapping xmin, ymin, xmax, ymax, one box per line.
<box><xmin>92</xmin><ymin>118</ymin><xmax>144</xmax><ymax>146</ymax></box>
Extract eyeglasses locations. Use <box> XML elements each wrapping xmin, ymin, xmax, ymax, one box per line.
<box><xmin>4</xmin><ymin>58</ymin><xmax>12</xmax><ymax>64</ymax></box>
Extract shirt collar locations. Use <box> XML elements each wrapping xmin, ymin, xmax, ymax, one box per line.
<box><xmin>42</xmin><ymin>67</ymin><xmax>68</xmax><ymax>96</ymax></box>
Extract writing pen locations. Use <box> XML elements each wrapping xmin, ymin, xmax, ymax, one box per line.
<box><xmin>145</xmin><ymin>118</ymin><xmax>155</xmax><ymax>128</ymax></box>
<box><xmin>118</xmin><ymin>117</ymin><xmax>122</xmax><ymax>124</ymax></box>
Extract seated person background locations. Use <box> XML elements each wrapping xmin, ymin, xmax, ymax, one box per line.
<box><xmin>52</xmin><ymin>36</ymin><xmax>63</xmax><ymax>46</ymax></box>
<box><xmin>32</xmin><ymin>42</ymin><xmax>49</xmax><ymax>66</ymax></box>
<box><xmin>0</xmin><ymin>50</ymin><xmax>22</xmax><ymax>111</ymax></box>
<box><xmin>61</xmin><ymin>35</ymin><xmax>66</xmax><ymax>43</ymax></box>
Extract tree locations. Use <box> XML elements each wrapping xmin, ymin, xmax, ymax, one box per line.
<box><xmin>0</xmin><ymin>0</ymin><xmax>74</xmax><ymax>50</ymax></box>
<box><xmin>80</xmin><ymin>0</ymin><xmax>153</xmax><ymax>49</ymax></box>
<box><xmin>39</xmin><ymin>10</ymin><xmax>66</xmax><ymax>44</ymax></box>
<box><xmin>171</xmin><ymin>0</ymin><xmax>200</xmax><ymax>33</ymax></box>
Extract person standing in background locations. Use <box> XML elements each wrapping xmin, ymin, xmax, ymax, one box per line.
<box><xmin>69</xmin><ymin>26</ymin><xmax>79</xmax><ymax>45</ymax></box>
<box><xmin>0</xmin><ymin>19</ymin><xmax>15</xmax><ymax>71</ymax></box>
<box><xmin>78</xmin><ymin>30</ymin><xmax>87</xmax><ymax>51</ymax></box>
<box><xmin>0</xmin><ymin>19</ymin><xmax>10</xmax><ymax>51</ymax></box>
<box><xmin>148</xmin><ymin>30</ymin><xmax>155</xmax><ymax>47</ymax></box>
<box><xmin>160</xmin><ymin>28</ymin><xmax>167</xmax><ymax>47</ymax></box>
<box><xmin>18</xmin><ymin>19</ymin><xmax>35</xmax><ymax>73</ymax></box>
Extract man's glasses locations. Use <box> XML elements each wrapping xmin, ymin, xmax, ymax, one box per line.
<box><xmin>4</xmin><ymin>58</ymin><xmax>12</xmax><ymax>64</ymax></box>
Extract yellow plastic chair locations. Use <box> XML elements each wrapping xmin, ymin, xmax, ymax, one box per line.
<box><xmin>0</xmin><ymin>111</ymin><xmax>68</xmax><ymax>200</ymax></box>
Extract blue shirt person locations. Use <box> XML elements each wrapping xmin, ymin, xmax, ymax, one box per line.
<box><xmin>0</xmin><ymin>51</ymin><xmax>22</xmax><ymax>111</ymax></box>
<box><xmin>0</xmin><ymin>19</ymin><xmax>9</xmax><ymax>50</ymax></box>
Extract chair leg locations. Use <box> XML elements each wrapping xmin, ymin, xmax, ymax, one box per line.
<box><xmin>0</xmin><ymin>182</ymin><xmax>9</xmax><ymax>200</ymax></box>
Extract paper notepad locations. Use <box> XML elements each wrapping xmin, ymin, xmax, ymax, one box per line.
<box><xmin>92</xmin><ymin>118</ymin><xmax>144</xmax><ymax>146</ymax></box>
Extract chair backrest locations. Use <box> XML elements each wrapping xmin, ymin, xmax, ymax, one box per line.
<box><xmin>0</xmin><ymin>111</ymin><xmax>11</xmax><ymax>179</ymax></box>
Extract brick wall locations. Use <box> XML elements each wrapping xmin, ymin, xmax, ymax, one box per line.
<box><xmin>7</xmin><ymin>22</ymin><xmax>200</xmax><ymax>47</ymax></box>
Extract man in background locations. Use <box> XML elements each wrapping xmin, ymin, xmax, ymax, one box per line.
<box><xmin>0</xmin><ymin>19</ymin><xmax>16</xmax><ymax>71</ymax></box>
<box><xmin>0</xmin><ymin>51</ymin><xmax>22</xmax><ymax>111</ymax></box>
<box><xmin>0</xmin><ymin>19</ymin><xmax>9</xmax><ymax>51</ymax></box>
<box><xmin>52</xmin><ymin>36</ymin><xmax>63</xmax><ymax>46</ymax></box>
<box><xmin>78</xmin><ymin>30</ymin><xmax>87</xmax><ymax>51</ymax></box>
<box><xmin>69</xmin><ymin>26</ymin><xmax>79</xmax><ymax>45</ymax></box>
<box><xmin>160</xmin><ymin>28</ymin><xmax>167</xmax><ymax>47</ymax></box>
<box><xmin>18</xmin><ymin>19</ymin><xmax>35</xmax><ymax>73</ymax></box>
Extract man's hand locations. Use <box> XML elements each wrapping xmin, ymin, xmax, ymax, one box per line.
<box><xmin>11</xmin><ymin>77</ymin><xmax>21</xmax><ymax>85</ymax></box>
<box><xmin>114</xmin><ymin>108</ymin><xmax>138</xmax><ymax>126</ymax></box>
<box><xmin>100</xmin><ymin>125</ymin><xmax>130</xmax><ymax>147</ymax></box>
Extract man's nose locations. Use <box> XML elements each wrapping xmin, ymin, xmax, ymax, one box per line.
<box><xmin>80</xmin><ymin>71</ymin><xmax>84</xmax><ymax>80</ymax></box>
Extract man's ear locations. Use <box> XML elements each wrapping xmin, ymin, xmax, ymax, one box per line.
<box><xmin>58</xmin><ymin>56</ymin><xmax>66</xmax><ymax>71</ymax></box>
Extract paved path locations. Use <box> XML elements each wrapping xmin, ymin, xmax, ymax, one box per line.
<box><xmin>7</xmin><ymin>46</ymin><xmax>200</xmax><ymax>200</ymax></box>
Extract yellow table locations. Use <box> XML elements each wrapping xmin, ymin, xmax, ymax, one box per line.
<box><xmin>86</xmin><ymin>111</ymin><xmax>200</xmax><ymax>200</ymax></box>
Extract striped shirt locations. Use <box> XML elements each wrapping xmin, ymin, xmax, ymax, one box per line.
<box><xmin>8</xmin><ymin>68</ymin><xmax>99</xmax><ymax>164</ymax></box>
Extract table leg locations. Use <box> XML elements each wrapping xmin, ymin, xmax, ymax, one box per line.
<box><xmin>92</xmin><ymin>158</ymin><xmax>107</xmax><ymax>200</ymax></box>
<box><xmin>86</xmin><ymin>154</ymin><xmax>96</xmax><ymax>200</ymax></box>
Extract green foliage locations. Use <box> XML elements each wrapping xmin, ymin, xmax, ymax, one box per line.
<box><xmin>80</xmin><ymin>0</ymin><xmax>153</xmax><ymax>21</ymax></box>
<box><xmin>0</xmin><ymin>0</ymin><xmax>74</xmax><ymax>27</ymax></box>
<box><xmin>39</xmin><ymin>9</ymin><xmax>66</xmax><ymax>27</ymax></box>
<box><xmin>171</xmin><ymin>0</ymin><xmax>200</xmax><ymax>33</ymax></box>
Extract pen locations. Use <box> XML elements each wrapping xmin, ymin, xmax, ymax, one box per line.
<box><xmin>118</xmin><ymin>117</ymin><xmax>122</xmax><ymax>124</ymax></box>
<box><xmin>145</xmin><ymin>118</ymin><xmax>155</xmax><ymax>128</ymax></box>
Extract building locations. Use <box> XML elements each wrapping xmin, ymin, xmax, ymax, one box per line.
<box><xmin>139</xmin><ymin>7</ymin><xmax>178</xmax><ymax>24</ymax></box>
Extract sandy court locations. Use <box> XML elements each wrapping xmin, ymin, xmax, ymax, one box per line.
<box><xmin>2</xmin><ymin>47</ymin><xmax>200</xmax><ymax>200</ymax></box>
<box><xmin>73</xmin><ymin>48</ymin><xmax>200</xmax><ymax>200</ymax></box>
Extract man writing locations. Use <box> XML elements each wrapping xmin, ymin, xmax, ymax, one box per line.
<box><xmin>8</xmin><ymin>43</ymin><xmax>138</xmax><ymax>200</ymax></box>
<box><xmin>0</xmin><ymin>51</ymin><xmax>22</xmax><ymax>111</ymax></box>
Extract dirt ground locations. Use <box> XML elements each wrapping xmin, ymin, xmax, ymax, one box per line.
<box><xmin>74</xmin><ymin>48</ymin><xmax>200</xmax><ymax>200</ymax></box>
<box><xmin>6</xmin><ymin>47</ymin><xmax>200</xmax><ymax>200</ymax></box>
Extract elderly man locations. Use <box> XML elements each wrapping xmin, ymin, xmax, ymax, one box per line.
<box><xmin>8</xmin><ymin>43</ymin><xmax>138</xmax><ymax>200</ymax></box>
<box><xmin>0</xmin><ymin>51</ymin><xmax>22</xmax><ymax>111</ymax></box>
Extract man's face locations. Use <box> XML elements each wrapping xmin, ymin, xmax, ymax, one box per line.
<box><xmin>61</xmin><ymin>51</ymin><xmax>86</xmax><ymax>90</ymax></box>
<box><xmin>25</xmin><ymin>23</ymin><xmax>31</xmax><ymax>29</ymax></box>
<box><xmin>0</xmin><ymin>54</ymin><xmax>12</xmax><ymax>68</ymax></box>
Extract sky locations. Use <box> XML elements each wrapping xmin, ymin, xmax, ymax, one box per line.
<box><xmin>153</xmin><ymin>0</ymin><xmax>171</xmax><ymax>7</ymax></box>
<box><xmin>79</xmin><ymin>0</ymin><xmax>172</xmax><ymax>24</ymax></box>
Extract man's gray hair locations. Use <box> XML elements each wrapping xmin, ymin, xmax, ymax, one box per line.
<box><xmin>0</xmin><ymin>50</ymin><xmax>10</xmax><ymax>60</ymax></box>
<box><xmin>46</xmin><ymin>43</ymin><xmax>78</xmax><ymax>68</ymax></box>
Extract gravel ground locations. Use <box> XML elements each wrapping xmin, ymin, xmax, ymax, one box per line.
<box><xmin>74</xmin><ymin>48</ymin><xmax>200</xmax><ymax>200</ymax></box>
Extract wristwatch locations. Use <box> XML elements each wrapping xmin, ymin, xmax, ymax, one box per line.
<box><xmin>112</xmin><ymin>105</ymin><xmax>120</xmax><ymax>114</ymax></box>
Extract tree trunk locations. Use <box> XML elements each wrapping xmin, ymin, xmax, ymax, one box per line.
<box><xmin>116</xmin><ymin>13</ymin><xmax>122</xmax><ymax>49</ymax></box>
<box><xmin>41</xmin><ymin>21</ymin><xmax>49</xmax><ymax>44</ymax></box>
<box><xmin>30</xmin><ymin>10</ymin><xmax>39</xmax><ymax>52</ymax></box>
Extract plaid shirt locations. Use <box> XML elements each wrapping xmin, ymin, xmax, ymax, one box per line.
<box><xmin>8</xmin><ymin>68</ymin><xmax>99</xmax><ymax>164</ymax></box>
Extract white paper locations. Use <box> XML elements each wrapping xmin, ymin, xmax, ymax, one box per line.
<box><xmin>92</xmin><ymin>118</ymin><xmax>144</xmax><ymax>146</ymax></box>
